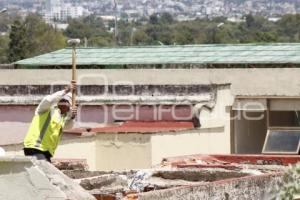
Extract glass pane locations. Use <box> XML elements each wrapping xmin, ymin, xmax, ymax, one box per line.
<box><xmin>263</xmin><ymin>130</ymin><xmax>300</xmax><ymax>154</ymax></box>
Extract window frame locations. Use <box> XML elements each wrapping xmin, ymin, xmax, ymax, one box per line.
<box><xmin>262</xmin><ymin>128</ymin><xmax>300</xmax><ymax>154</ymax></box>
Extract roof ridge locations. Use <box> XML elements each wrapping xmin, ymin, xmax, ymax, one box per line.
<box><xmin>63</xmin><ymin>43</ymin><xmax>300</xmax><ymax>49</ymax></box>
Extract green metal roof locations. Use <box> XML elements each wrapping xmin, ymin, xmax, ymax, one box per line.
<box><xmin>14</xmin><ymin>43</ymin><xmax>300</xmax><ymax>66</ymax></box>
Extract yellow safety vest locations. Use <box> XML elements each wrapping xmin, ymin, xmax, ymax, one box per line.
<box><xmin>24</xmin><ymin>108</ymin><xmax>66</xmax><ymax>156</ymax></box>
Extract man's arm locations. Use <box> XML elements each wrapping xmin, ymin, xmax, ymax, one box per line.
<box><xmin>35</xmin><ymin>86</ymin><xmax>72</xmax><ymax>115</ymax></box>
<box><xmin>63</xmin><ymin>106</ymin><xmax>77</xmax><ymax>130</ymax></box>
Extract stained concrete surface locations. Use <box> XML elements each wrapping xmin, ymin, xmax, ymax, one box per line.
<box><xmin>151</xmin><ymin>169</ymin><xmax>249</xmax><ymax>182</ymax></box>
<box><xmin>137</xmin><ymin>173</ymin><xmax>283</xmax><ymax>200</ymax></box>
<box><xmin>0</xmin><ymin>156</ymin><xmax>95</xmax><ymax>200</ymax></box>
<box><xmin>0</xmin><ymin>68</ymin><xmax>299</xmax><ymax>96</ymax></box>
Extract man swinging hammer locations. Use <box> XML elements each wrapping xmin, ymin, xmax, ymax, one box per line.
<box><xmin>23</xmin><ymin>82</ymin><xmax>77</xmax><ymax>162</ymax></box>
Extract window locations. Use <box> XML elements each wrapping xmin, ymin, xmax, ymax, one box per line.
<box><xmin>262</xmin><ymin>130</ymin><xmax>300</xmax><ymax>154</ymax></box>
<box><xmin>269</xmin><ymin>111</ymin><xmax>300</xmax><ymax>127</ymax></box>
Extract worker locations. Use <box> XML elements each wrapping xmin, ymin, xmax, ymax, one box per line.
<box><xmin>23</xmin><ymin>81</ymin><xmax>77</xmax><ymax>162</ymax></box>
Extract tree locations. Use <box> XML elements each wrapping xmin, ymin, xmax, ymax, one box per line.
<box><xmin>172</xmin><ymin>24</ymin><xmax>194</xmax><ymax>44</ymax></box>
<box><xmin>24</xmin><ymin>14</ymin><xmax>66</xmax><ymax>57</ymax></box>
<box><xmin>160</xmin><ymin>12</ymin><xmax>174</xmax><ymax>24</ymax></box>
<box><xmin>65</xmin><ymin>15</ymin><xmax>111</xmax><ymax>45</ymax></box>
<box><xmin>245</xmin><ymin>14</ymin><xmax>256</xmax><ymax>28</ymax></box>
<box><xmin>0</xmin><ymin>35</ymin><xmax>9</xmax><ymax>63</ymax></box>
<box><xmin>65</xmin><ymin>15</ymin><xmax>114</xmax><ymax>46</ymax></box>
<box><xmin>8</xmin><ymin>20</ymin><xmax>28</xmax><ymax>62</ymax></box>
<box><xmin>8</xmin><ymin>14</ymin><xmax>66</xmax><ymax>63</ymax></box>
<box><xmin>131</xmin><ymin>30</ymin><xmax>152</xmax><ymax>45</ymax></box>
<box><xmin>65</xmin><ymin>18</ymin><xmax>94</xmax><ymax>39</ymax></box>
<box><xmin>149</xmin><ymin>14</ymin><xmax>159</xmax><ymax>25</ymax></box>
<box><xmin>89</xmin><ymin>35</ymin><xmax>114</xmax><ymax>47</ymax></box>
<box><xmin>276</xmin><ymin>14</ymin><xmax>300</xmax><ymax>42</ymax></box>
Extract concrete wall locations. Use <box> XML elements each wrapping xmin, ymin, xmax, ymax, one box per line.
<box><xmin>79</xmin><ymin>105</ymin><xmax>193</xmax><ymax>124</ymax></box>
<box><xmin>1</xmin><ymin>68</ymin><xmax>300</xmax><ymax>97</ymax></box>
<box><xmin>58</xmin><ymin>127</ymin><xmax>231</xmax><ymax>171</ymax></box>
<box><xmin>56</xmin><ymin>136</ymin><xmax>97</xmax><ymax>170</ymax></box>
<box><xmin>138</xmin><ymin>173</ymin><xmax>283</xmax><ymax>200</ymax></box>
<box><xmin>151</xmin><ymin>127</ymin><xmax>225</xmax><ymax>165</ymax></box>
<box><xmin>95</xmin><ymin>133</ymin><xmax>152</xmax><ymax>171</ymax></box>
<box><xmin>151</xmin><ymin>87</ymin><xmax>234</xmax><ymax>165</ymax></box>
<box><xmin>199</xmin><ymin>86</ymin><xmax>233</xmax><ymax>130</ymax></box>
<box><xmin>199</xmin><ymin>87</ymin><xmax>233</xmax><ymax>153</ymax></box>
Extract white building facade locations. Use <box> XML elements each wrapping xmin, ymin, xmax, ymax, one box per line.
<box><xmin>44</xmin><ymin>0</ymin><xmax>88</xmax><ymax>22</ymax></box>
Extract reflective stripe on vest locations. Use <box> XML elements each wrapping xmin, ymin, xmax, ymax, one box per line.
<box><xmin>34</xmin><ymin>111</ymin><xmax>51</xmax><ymax>148</ymax></box>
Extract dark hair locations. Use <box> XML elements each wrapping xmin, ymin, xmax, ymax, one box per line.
<box><xmin>58</xmin><ymin>99</ymin><xmax>70</xmax><ymax>105</ymax></box>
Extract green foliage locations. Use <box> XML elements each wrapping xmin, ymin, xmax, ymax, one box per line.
<box><xmin>172</xmin><ymin>24</ymin><xmax>195</xmax><ymax>44</ymax></box>
<box><xmin>0</xmin><ymin>35</ymin><xmax>9</xmax><ymax>63</ymax></box>
<box><xmin>23</xmin><ymin>14</ymin><xmax>66</xmax><ymax>57</ymax></box>
<box><xmin>116</xmin><ymin>19</ymin><xmax>133</xmax><ymax>46</ymax></box>
<box><xmin>131</xmin><ymin>29</ymin><xmax>152</xmax><ymax>45</ymax></box>
<box><xmin>8</xmin><ymin>14</ymin><xmax>66</xmax><ymax>63</ymax></box>
<box><xmin>276</xmin><ymin>14</ymin><xmax>300</xmax><ymax>42</ymax></box>
<box><xmin>160</xmin><ymin>12</ymin><xmax>174</xmax><ymax>24</ymax></box>
<box><xmin>8</xmin><ymin>20</ymin><xmax>27</xmax><ymax>62</ymax></box>
<box><xmin>89</xmin><ymin>35</ymin><xmax>113</xmax><ymax>47</ymax></box>
<box><xmin>65</xmin><ymin>14</ymin><xmax>112</xmax><ymax>46</ymax></box>
<box><xmin>149</xmin><ymin>14</ymin><xmax>159</xmax><ymax>25</ymax></box>
<box><xmin>276</xmin><ymin>163</ymin><xmax>300</xmax><ymax>200</ymax></box>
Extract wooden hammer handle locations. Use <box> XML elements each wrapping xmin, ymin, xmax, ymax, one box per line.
<box><xmin>72</xmin><ymin>46</ymin><xmax>76</xmax><ymax>108</ymax></box>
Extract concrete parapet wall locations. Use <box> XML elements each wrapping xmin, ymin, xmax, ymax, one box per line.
<box><xmin>0</xmin><ymin>84</ymin><xmax>218</xmax><ymax>105</ymax></box>
<box><xmin>0</xmin><ymin>68</ymin><xmax>299</xmax><ymax>96</ymax></box>
<box><xmin>137</xmin><ymin>173</ymin><xmax>283</xmax><ymax>200</ymax></box>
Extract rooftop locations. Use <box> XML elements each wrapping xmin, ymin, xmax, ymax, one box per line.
<box><xmin>165</xmin><ymin>154</ymin><xmax>300</xmax><ymax>169</ymax></box>
<box><xmin>0</xmin><ymin>121</ymin><xmax>195</xmax><ymax>146</ymax></box>
<box><xmin>65</xmin><ymin>121</ymin><xmax>195</xmax><ymax>135</ymax></box>
<box><xmin>15</xmin><ymin>43</ymin><xmax>300</xmax><ymax>66</ymax></box>
<box><xmin>56</xmin><ymin>154</ymin><xmax>300</xmax><ymax>199</ymax></box>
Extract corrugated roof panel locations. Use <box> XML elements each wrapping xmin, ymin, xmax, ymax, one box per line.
<box><xmin>15</xmin><ymin>44</ymin><xmax>300</xmax><ymax>66</ymax></box>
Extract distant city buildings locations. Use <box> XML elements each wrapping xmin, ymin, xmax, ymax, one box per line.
<box><xmin>0</xmin><ymin>0</ymin><xmax>300</xmax><ymax>22</ymax></box>
<box><xmin>44</xmin><ymin>0</ymin><xmax>89</xmax><ymax>23</ymax></box>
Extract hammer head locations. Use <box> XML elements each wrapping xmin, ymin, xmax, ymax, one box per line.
<box><xmin>67</xmin><ymin>39</ymin><xmax>81</xmax><ymax>46</ymax></box>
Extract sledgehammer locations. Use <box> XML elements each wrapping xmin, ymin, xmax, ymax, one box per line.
<box><xmin>67</xmin><ymin>39</ymin><xmax>91</xmax><ymax>133</ymax></box>
<box><xmin>67</xmin><ymin>39</ymin><xmax>80</xmax><ymax>110</ymax></box>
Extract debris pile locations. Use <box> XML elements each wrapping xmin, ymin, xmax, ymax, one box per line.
<box><xmin>55</xmin><ymin>154</ymin><xmax>297</xmax><ymax>199</ymax></box>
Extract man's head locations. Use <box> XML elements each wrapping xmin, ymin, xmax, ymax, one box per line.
<box><xmin>58</xmin><ymin>93</ymin><xmax>72</xmax><ymax>114</ymax></box>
